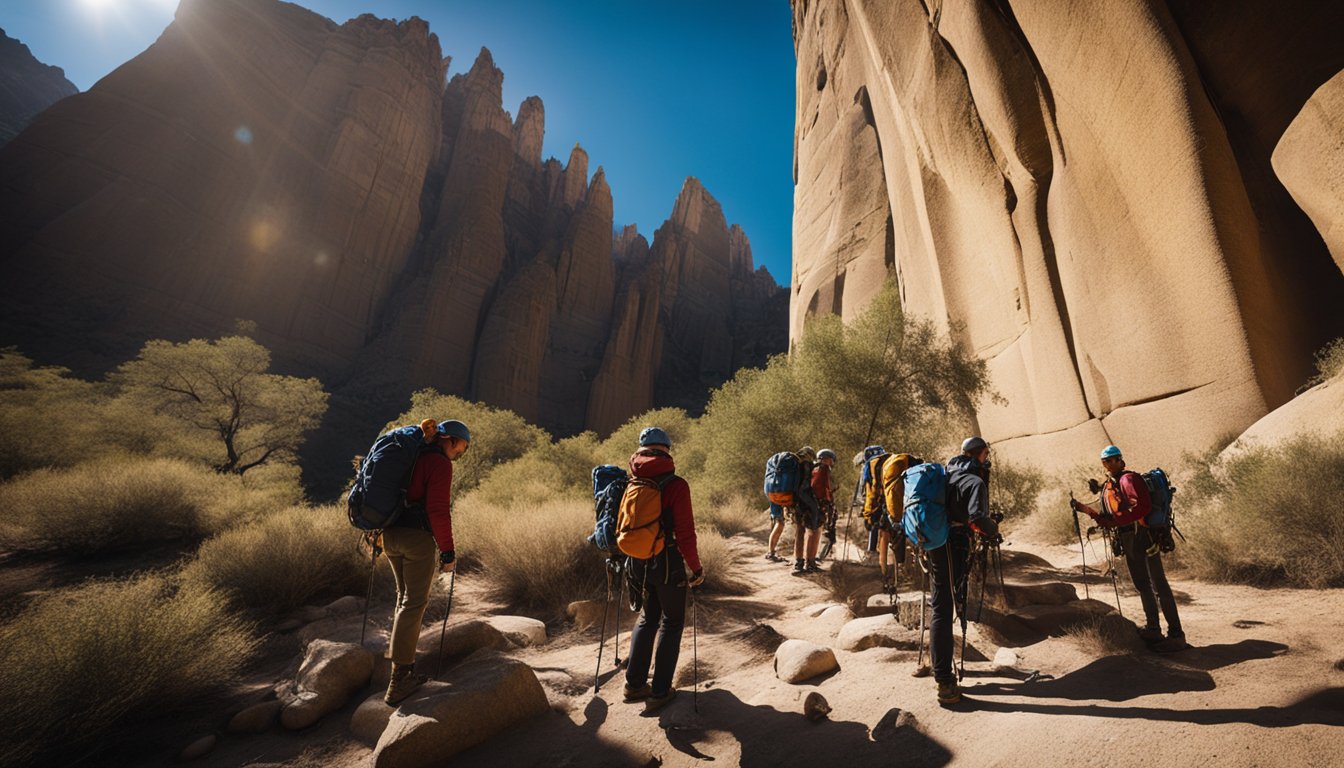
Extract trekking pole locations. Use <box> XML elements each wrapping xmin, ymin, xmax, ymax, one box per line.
<box><xmin>594</xmin><ymin>562</ymin><xmax>613</xmax><ymax>693</ymax></box>
<box><xmin>975</xmin><ymin>539</ymin><xmax>989</xmax><ymax>622</ymax></box>
<box><xmin>436</xmin><ymin>570</ymin><xmax>455</xmax><ymax>679</ymax></box>
<box><xmin>691</xmin><ymin>584</ymin><xmax>699</xmax><ymax>714</ymax></box>
<box><xmin>615</xmin><ymin>561</ymin><xmax>626</xmax><ymax>668</ymax></box>
<box><xmin>1099</xmin><ymin>528</ymin><xmax>1124</xmax><ymax>617</ymax></box>
<box><xmin>915</xmin><ymin>555</ymin><xmax>930</xmax><ymax>675</ymax></box>
<box><xmin>360</xmin><ymin>533</ymin><xmax>382</xmax><ymax>648</ymax></box>
<box><xmin>842</xmin><ymin>474</ymin><xmax>863</xmax><ymax>564</ymax></box>
<box><xmin>1070</xmin><ymin>494</ymin><xmax>1089</xmax><ymax>600</ymax></box>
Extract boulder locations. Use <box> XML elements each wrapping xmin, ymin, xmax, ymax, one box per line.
<box><xmin>804</xmin><ymin>692</ymin><xmax>832</xmax><ymax>721</ymax></box>
<box><xmin>863</xmin><ymin>593</ymin><xmax>924</xmax><ymax>625</ymax></box>
<box><xmin>415</xmin><ymin>618</ymin><xmax>527</xmax><ymax>665</ymax></box>
<box><xmin>973</xmin><ymin>606</ymin><xmax>1045</xmax><ymax>648</ymax></box>
<box><xmin>802</xmin><ymin>602</ymin><xmax>843</xmax><ymax>618</ymax></box>
<box><xmin>178</xmin><ymin>734</ymin><xmax>216</xmax><ymax>761</ymax></box>
<box><xmin>298</xmin><ymin>605</ymin><xmax>330</xmax><ymax>624</ymax></box>
<box><xmin>566</xmin><ymin>599</ymin><xmax>637</xmax><ymax>630</ymax></box>
<box><xmin>371</xmin><ymin>656</ymin><xmax>549</xmax><ymax>768</ymax></box>
<box><xmin>836</xmin><ymin>614</ymin><xmax>921</xmax><ymax>652</ymax></box>
<box><xmin>998</xmin><ymin>582</ymin><xmax>1078</xmax><ymax>609</ymax></box>
<box><xmin>227</xmin><ymin>700</ymin><xmax>281</xmax><ymax>734</ymax></box>
<box><xmin>351</xmin><ymin>691</ymin><xmax>396</xmax><ymax>745</ymax></box>
<box><xmin>774</xmin><ymin>639</ymin><xmax>839</xmax><ymax>684</ymax></box>
<box><xmin>481</xmin><ymin>616</ymin><xmax>547</xmax><ymax>648</ymax></box>
<box><xmin>992</xmin><ymin>647</ymin><xmax>1019</xmax><ymax>672</ymax></box>
<box><xmin>280</xmin><ymin>640</ymin><xmax>374</xmax><ymax>730</ymax></box>
<box><xmin>325</xmin><ymin>595</ymin><xmax>364</xmax><ymax>617</ymax></box>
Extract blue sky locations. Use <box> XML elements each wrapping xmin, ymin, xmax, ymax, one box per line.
<box><xmin>2</xmin><ymin>0</ymin><xmax>796</xmax><ymax>284</ymax></box>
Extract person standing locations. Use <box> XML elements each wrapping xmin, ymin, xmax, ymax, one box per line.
<box><xmin>814</xmin><ymin>449</ymin><xmax>838</xmax><ymax>559</ymax></box>
<box><xmin>791</xmin><ymin>446</ymin><xmax>824</xmax><ymax>574</ymax></box>
<box><xmin>930</xmin><ymin>437</ymin><xmax>998</xmax><ymax>705</ymax></box>
<box><xmin>623</xmin><ymin>427</ymin><xmax>705</xmax><ymax>713</ymax></box>
<box><xmin>382</xmin><ymin>418</ymin><xmax>471</xmax><ymax>705</ymax></box>
<box><xmin>1072</xmin><ymin>445</ymin><xmax>1186</xmax><ymax>652</ymax></box>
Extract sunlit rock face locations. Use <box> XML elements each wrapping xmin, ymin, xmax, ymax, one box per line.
<box><xmin>0</xmin><ymin>0</ymin><xmax>785</xmax><ymax>441</ymax></box>
<box><xmin>791</xmin><ymin>0</ymin><xmax>1344</xmax><ymax>470</ymax></box>
<box><xmin>0</xmin><ymin>28</ymin><xmax>77</xmax><ymax>146</ymax></box>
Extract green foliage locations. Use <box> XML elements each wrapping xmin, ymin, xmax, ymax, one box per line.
<box><xmin>691</xmin><ymin>279</ymin><xmax>993</xmax><ymax>503</ymax></box>
<box><xmin>469</xmin><ymin>432</ymin><xmax>601</xmax><ymax>510</ymax></box>
<box><xmin>1304</xmin><ymin>336</ymin><xmax>1344</xmax><ymax>390</ymax></box>
<box><xmin>1181</xmin><ymin>431</ymin><xmax>1344</xmax><ymax>588</ymax></box>
<box><xmin>391</xmin><ymin>390</ymin><xmax>549</xmax><ymax>494</ymax></box>
<box><xmin>0</xmin><ymin>457</ymin><xmax>297</xmax><ymax>554</ymax></box>
<box><xmin>0</xmin><ymin>349</ymin><xmax>112</xmax><ymax>477</ymax></box>
<box><xmin>0</xmin><ymin>575</ymin><xmax>255</xmax><ymax>766</ymax></box>
<box><xmin>989</xmin><ymin>459</ymin><xmax>1046</xmax><ymax>537</ymax></box>
<box><xmin>181</xmin><ymin>504</ymin><xmax>365</xmax><ymax>618</ymax></box>
<box><xmin>114</xmin><ymin>336</ymin><xmax>328</xmax><ymax>475</ymax></box>
<box><xmin>597</xmin><ymin>407</ymin><xmax>699</xmax><ymax>468</ymax></box>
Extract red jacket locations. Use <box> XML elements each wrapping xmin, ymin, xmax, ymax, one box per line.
<box><xmin>629</xmin><ymin>448</ymin><xmax>701</xmax><ymax>572</ymax></box>
<box><xmin>1081</xmin><ymin>470</ymin><xmax>1150</xmax><ymax>527</ymax></box>
<box><xmin>811</xmin><ymin>463</ymin><xmax>833</xmax><ymax>503</ymax></box>
<box><xmin>406</xmin><ymin>446</ymin><xmax>454</xmax><ymax>553</ymax></box>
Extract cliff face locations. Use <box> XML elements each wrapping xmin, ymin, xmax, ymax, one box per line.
<box><xmin>791</xmin><ymin>0</ymin><xmax>1344</xmax><ymax>470</ymax></box>
<box><xmin>0</xmin><ymin>28</ymin><xmax>77</xmax><ymax>146</ymax></box>
<box><xmin>0</xmin><ymin>0</ymin><xmax>785</xmax><ymax>447</ymax></box>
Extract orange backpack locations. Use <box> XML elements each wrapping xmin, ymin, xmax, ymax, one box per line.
<box><xmin>616</xmin><ymin>474</ymin><xmax>675</xmax><ymax>559</ymax></box>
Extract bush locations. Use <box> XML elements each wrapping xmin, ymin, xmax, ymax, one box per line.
<box><xmin>0</xmin><ymin>457</ymin><xmax>294</xmax><ymax>555</ymax></box>
<box><xmin>598</xmin><ymin>407</ymin><xmax>699</xmax><ymax>468</ymax></box>
<box><xmin>469</xmin><ymin>432</ymin><xmax>600</xmax><ymax>510</ymax></box>
<box><xmin>1304</xmin><ymin>336</ymin><xmax>1344</xmax><ymax>390</ymax></box>
<box><xmin>1180</xmin><ymin>431</ymin><xmax>1344</xmax><ymax>587</ymax></box>
<box><xmin>388</xmin><ymin>391</ymin><xmax>550</xmax><ymax>494</ymax></box>
<box><xmin>0</xmin><ymin>575</ymin><xmax>255</xmax><ymax>766</ymax></box>
<box><xmin>0</xmin><ymin>349</ymin><xmax>113</xmax><ymax>478</ymax></box>
<box><xmin>989</xmin><ymin>459</ymin><xmax>1044</xmax><ymax>526</ymax></box>
<box><xmin>181</xmin><ymin>504</ymin><xmax>366</xmax><ymax>618</ymax></box>
<box><xmin>695</xmin><ymin>494</ymin><xmax>766</xmax><ymax>538</ymax></box>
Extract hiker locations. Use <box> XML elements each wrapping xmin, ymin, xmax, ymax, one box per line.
<box><xmin>929</xmin><ymin>436</ymin><xmax>998</xmax><ymax>705</ymax></box>
<box><xmin>815</xmin><ymin>449</ymin><xmax>839</xmax><ymax>558</ymax></box>
<box><xmin>862</xmin><ymin>451</ymin><xmax>898</xmax><ymax>587</ymax></box>
<box><xmin>791</xmin><ymin>446</ymin><xmax>824</xmax><ymax>574</ymax></box>
<box><xmin>381</xmin><ymin>418</ymin><xmax>471</xmax><ymax>705</ymax></box>
<box><xmin>765</xmin><ymin>501</ymin><xmax>787</xmax><ymax>563</ymax></box>
<box><xmin>1071</xmin><ymin>445</ymin><xmax>1186</xmax><ymax>651</ymax></box>
<box><xmin>623</xmin><ymin>427</ymin><xmax>704</xmax><ymax>713</ymax></box>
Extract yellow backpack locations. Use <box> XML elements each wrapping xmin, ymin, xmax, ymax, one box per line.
<box><xmin>616</xmin><ymin>474</ymin><xmax>676</xmax><ymax>559</ymax></box>
<box><xmin>881</xmin><ymin>453</ymin><xmax>920</xmax><ymax>525</ymax></box>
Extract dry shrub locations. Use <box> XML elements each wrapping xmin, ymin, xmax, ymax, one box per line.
<box><xmin>469</xmin><ymin>433</ymin><xmax>600</xmax><ymax>510</ymax></box>
<box><xmin>989</xmin><ymin>459</ymin><xmax>1044</xmax><ymax>528</ymax></box>
<box><xmin>0</xmin><ymin>457</ymin><xmax>292</xmax><ymax>555</ymax></box>
<box><xmin>1063</xmin><ymin>614</ymin><xmax>1145</xmax><ymax>657</ymax></box>
<box><xmin>181</xmin><ymin>504</ymin><xmax>366</xmax><ymax>618</ymax></box>
<box><xmin>1019</xmin><ymin>462</ymin><xmax>1100</xmax><ymax>545</ymax></box>
<box><xmin>1181</xmin><ymin>431</ymin><xmax>1344</xmax><ymax>588</ymax></box>
<box><xmin>697</xmin><ymin>494</ymin><xmax>766</xmax><ymax>538</ymax></box>
<box><xmin>0</xmin><ymin>575</ymin><xmax>255</xmax><ymax>766</ymax></box>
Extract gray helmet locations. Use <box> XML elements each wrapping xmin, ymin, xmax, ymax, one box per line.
<box><xmin>817</xmin><ymin>449</ymin><xmax>837</xmax><ymax>462</ymax></box>
<box><xmin>961</xmin><ymin>436</ymin><xmax>988</xmax><ymax>453</ymax></box>
<box><xmin>798</xmin><ymin>445</ymin><xmax>817</xmax><ymax>460</ymax></box>
<box><xmin>639</xmin><ymin>426</ymin><xmax>671</xmax><ymax>448</ymax></box>
<box><xmin>437</xmin><ymin>419</ymin><xmax>471</xmax><ymax>443</ymax></box>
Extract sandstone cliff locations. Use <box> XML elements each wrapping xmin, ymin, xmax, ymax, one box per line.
<box><xmin>0</xmin><ymin>28</ymin><xmax>77</xmax><ymax>146</ymax></box>
<box><xmin>792</xmin><ymin>0</ymin><xmax>1344</xmax><ymax>470</ymax></box>
<box><xmin>0</xmin><ymin>0</ymin><xmax>785</xmax><ymax>457</ymax></box>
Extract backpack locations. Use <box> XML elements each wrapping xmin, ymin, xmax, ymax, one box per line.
<box><xmin>881</xmin><ymin>453</ymin><xmax>920</xmax><ymax>524</ymax></box>
<box><xmin>588</xmin><ymin>464</ymin><xmax>629</xmax><ymax>551</ymax></box>
<box><xmin>347</xmin><ymin>424</ymin><xmax>431</xmax><ymax>531</ymax></box>
<box><xmin>901</xmin><ymin>462</ymin><xmax>949</xmax><ymax>550</ymax></box>
<box><xmin>864</xmin><ymin>453</ymin><xmax>891</xmax><ymax>522</ymax></box>
<box><xmin>764</xmin><ymin>452</ymin><xmax>803</xmax><ymax>507</ymax></box>
<box><xmin>616</xmin><ymin>473</ymin><xmax>676</xmax><ymax>559</ymax></box>
<box><xmin>1141</xmin><ymin>467</ymin><xmax>1181</xmax><ymax>551</ymax></box>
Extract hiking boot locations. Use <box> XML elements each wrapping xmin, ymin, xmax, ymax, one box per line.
<box><xmin>384</xmin><ymin>666</ymin><xmax>428</xmax><ymax>706</ymax></box>
<box><xmin>1153</xmin><ymin>634</ymin><xmax>1189</xmax><ymax>653</ymax></box>
<box><xmin>1138</xmin><ymin>626</ymin><xmax>1165</xmax><ymax>643</ymax></box>
<box><xmin>792</xmin><ymin>560</ymin><xmax>806</xmax><ymax>576</ymax></box>
<box><xmin>936</xmin><ymin>679</ymin><xmax>961</xmax><ymax>705</ymax></box>
<box><xmin>764</xmin><ymin>552</ymin><xmax>783</xmax><ymax>563</ymax></box>
<box><xmin>805</xmin><ymin>560</ymin><xmax>822</xmax><ymax>573</ymax></box>
<box><xmin>623</xmin><ymin>683</ymin><xmax>653</xmax><ymax>702</ymax></box>
<box><xmin>644</xmin><ymin>688</ymin><xmax>677</xmax><ymax>713</ymax></box>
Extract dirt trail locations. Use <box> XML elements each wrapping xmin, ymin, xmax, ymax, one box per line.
<box><xmin>188</xmin><ymin>533</ymin><xmax>1344</xmax><ymax>768</ymax></box>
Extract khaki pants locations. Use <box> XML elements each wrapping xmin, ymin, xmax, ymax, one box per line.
<box><xmin>381</xmin><ymin>526</ymin><xmax>438</xmax><ymax>666</ymax></box>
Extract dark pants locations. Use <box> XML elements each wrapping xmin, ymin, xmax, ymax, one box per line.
<box><xmin>928</xmin><ymin>529</ymin><xmax>972</xmax><ymax>683</ymax></box>
<box><xmin>626</xmin><ymin>548</ymin><xmax>688</xmax><ymax>697</ymax></box>
<box><xmin>1119</xmin><ymin>525</ymin><xmax>1183</xmax><ymax>636</ymax></box>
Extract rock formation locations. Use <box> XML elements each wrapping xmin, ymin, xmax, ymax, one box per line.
<box><xmin>0</xmin><ymin>0</ymin><xmax>785</xmax><ymax>454</ymax></box>
<box><xmin>791</xmin><ymin>0</ymin><xmax>1344</xmax><ymax>470</ymax></box>
<box><xmin>0</xmin><ymin>29</ymin><xmax>77</xmax><ymax>146</ymax></box>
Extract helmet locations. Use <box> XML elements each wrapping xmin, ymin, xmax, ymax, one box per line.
<box><xmin>961</xmin><ymin>436</ymin><xmax>988</xmax><ymax>453</ymax></box>
<box><xmin>798</xmin><ymin>445</ymin><xmax>817</xmax><ymax>460</ymax></box>
<box><xmin>437</xmin><ymin>419</ymin><xmax>472</xmax><ymax>443</ymax></box>
<box><xmin>817</xmin><ymin>449</ymin><xmax>837</xmax><ymax>462</ymax></box>
<box><xmin>639</xmin><ymin>426</ymin><xmax>671</xmax><ymax>448</ymax></box>
<box><xmin>1100</xmin><ymin>445</ymin><xmax>1123</xmax><ymax>460</ymax></box>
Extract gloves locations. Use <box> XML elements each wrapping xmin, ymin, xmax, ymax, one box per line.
<box><xmin>1087</xmin><ymin>478</ymin><xmax>1103</xmax><ymax>495</ymax></box>
<box><xmin>972</xmin><ymin>516</ymin><xmax>999</xmax><ymax>538</ymax></box>
<box><xmin>688</xmin><ymin>569</ymin><xmax>706</xmax><ymax>589</ymax></box>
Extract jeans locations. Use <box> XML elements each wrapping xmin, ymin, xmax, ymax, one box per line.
<box><xmin>1119</xmin><ymin>525</ymin><xmax>1183</xmax><ymax>636</ymax></box>
<box><xmin>928</xmin><ymin>529</ymin><xmax>972</xmax><ymax>683</ymax></box>
<box><xmin>381</xmin><ymin>526</ymin><xmax>438</xmax><ymax>666</ymax></box>
<box><xmin>625</xmin><ymin>548</ymin><xmax>688</xmax><ymax>696</ymax></box>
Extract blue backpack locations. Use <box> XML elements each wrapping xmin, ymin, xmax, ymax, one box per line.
<box><xmin>347</xmin><ymin>425</ymin><xmax>431</xmax><ymax>531</ymax></box>
<box><xmin>764</xmin><ymin>452</ymin><xmax>803</xmax><ymax>506</ymax></box>
<box><xmin>1142</xmin><ymin>468</ymin><xmax>1175</xmax><ymax>528</ymax></box>
<box><xmin>858</xmin><ymin>445</ymin><xmax>886</xmax><ymax>487</ymax></box>
<box><xmin>589</xmin><ymin>464</ymin><xmax>629</xmax><ymax>551</ymax></box>
<box><xmin>901</xmin><ymin>462</ymin><xmax>949</xmax><ymax>550</ymax></box>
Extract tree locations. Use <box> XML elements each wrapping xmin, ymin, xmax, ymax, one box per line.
<box><xmin>115</xmin><ymin>337</ymin><xmax>328</xmax><ymax>475</ymax></box>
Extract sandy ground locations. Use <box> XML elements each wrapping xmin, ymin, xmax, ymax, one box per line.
<box><xmin>155</xmin><ymin>529</ymin><xmax>1343</xmax><ymax>768</ymax></box>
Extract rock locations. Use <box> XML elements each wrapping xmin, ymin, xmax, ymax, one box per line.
<box><xmin>774</xmin><ymin>639</ymin><xmax>839</xmax><ymax>684</ymax></box>
<box><xmin>178</xmin><ymin>734</ymin><xmax>216</xmax><ymax>761</ymax></box>
<box><xmin>836</xmin><ymin>614</ymin><xmax>921</xmax><ymax>652</ymax></box>
<box><xmin>296</xmin><ymin>617</ymin><xmax>340</xmax><ymax>646</ymax></box>
<box><xmin>481</xmin><ymin>616</ymin><xmax>547</xmax><ymax>648</ymax></box>
<box><xmin>791</xmin><ymin>0</ymin><xmax>1344</xmax><ymax>475</ymax></box>
<box><xmin>371</xmin><ymin>656</ymin><xmax>549</xmax><ymax>767</ymax></box>
<box><xmin>818</xmin><ymin>605</ymin><xmax>856</xmax><ymax>624</ymax></box>
<box><xmin>1221</xmin><ymin>367</ymin><xmax>1344</xmax><ymax>461</ymax></box>
<box><xmin>973</xmin><ymin>606</ymin><xmax>1045</xmax><ymax>648</ymax></box>
<box><xmin>274</xmin><ymin>618</ymin><xmax>302</xmax><ymax>633</ymax></box>
<box><xmin>227</xmin><ymin>700</ymin><xmax>282</xmax><ymax>734</ymax></box>
<box><xmin>998</xmin><ymin>582</ymin><xmax>1078</xmax><ymax>609</ymax></box>
<box><xmin>871</xmin><ymin>709</ymin><xmax>920</xmax><ymax>742</ymax></box>
<box><xmin>992</xmin><ymin>647</ymin><xmax>1019</xmax><ymax>672</ymax></box>
<box><xmin>803</xmin><ymin>691</ymin><xmax>831</xmax><ymax>721</ymax></box>
<box><xmin>279</xmin><ymin>640</ymin><xmax>374</xmax><ymax>730</ymax></box>
<box><xmin>298</xmin><ymin>605</ymin><xmax>330</xmax><ymax>624</ymax></box>
<box><xmin>0</xmin><ymin>30</ymin><xmax>77</xmax><ymax>146</ymax></box>
<box><xmin>1012</xmin><ymin>599</ymin><xmax>1116</xmax><ymax>636</ymax></box>
<box><xmin>415</xmin><ymin>619</ymin><xmax>521</xmax><ymax>665</ymax></box>
<box><xmin>351</xmin><ymin>691</ymin><xmax>396</xmax><ymax>745</ymax></box>
<box><xmin>803</xmin><ymin>602</ymin><xmax>843</xmax><ymax>618</ymax></box>
<box><xmin>863</xmin><ymin>593</ymin><xmax>923</xmax><ymax>624</ymax></box>
<box><xmin>325</xmin><ymin>596</ymin><xmax>364</xmax><ymax>617</ymax></box>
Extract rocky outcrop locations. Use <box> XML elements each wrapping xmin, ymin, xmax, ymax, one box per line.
<box><xmin>0</xmin><ymin>29</ymin><xmax>77</xmax><ymax>146</ymax></box>
<box><xmin>792</xmin><ymin>0</ymin><xmax>1344</xmax><ymax>471</ymax></box>
<box><xmin>0</xmin><ymin>0</ymin><xmax>785</xmax><ymax>459</ymax></box>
